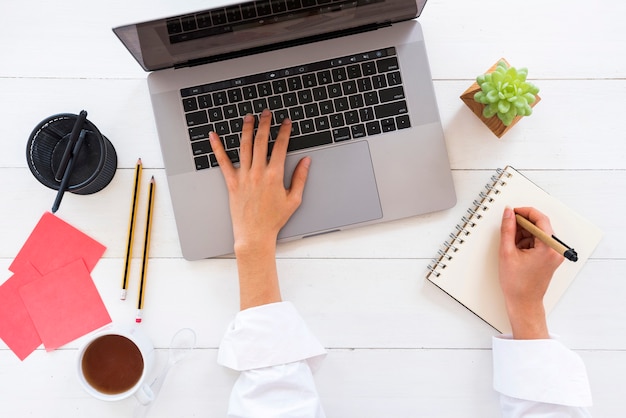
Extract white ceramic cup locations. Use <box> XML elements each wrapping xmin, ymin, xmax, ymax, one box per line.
<box><xmin>77</xmin><ymin>325</ymin><xmax>155</xmax><ymax>404</ymax></box>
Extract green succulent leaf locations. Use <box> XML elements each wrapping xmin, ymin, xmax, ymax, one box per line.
<box><xmin>473</xmin><ymin>60</ymin><xmax>539</xmax><ymax>125</ymax></box>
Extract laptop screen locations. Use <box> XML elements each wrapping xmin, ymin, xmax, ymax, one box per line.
<box><xmin>114</xmin><ymin>0</ymin><xmax>426</xmax><ymax>72</ymax></box>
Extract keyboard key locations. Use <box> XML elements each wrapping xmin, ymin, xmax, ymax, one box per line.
<box><xmin>317</xmin><ymin>70</ymin><xmax>332</xmax><ymax>85</ymax></box>
<box><xmin>208</xmin><ymin>153</ymin><xmax>218</xmax><ymax>167</ymax></box>
<box><xmin>183</xmin><ymin>97</ymin><xmax>198</xmax><ymax>112</ymax></box>
<box><xmin>189</xmin><ymin>124</ymin><xmax>213</xmax><ymax>141</ymax></box>
<box><xmin>230</xmin><ymin>118</ymin><xmax>244</xmax><ymax>133</ymax></box>
<box><xmin>347</xmin><ymin>64</ymin><xmax>362</xmax><ymax>79</ymax></box>
<box><xmin>330</xmin><ymin>113</ymin><xmax>345</xmax><ymax>128</ymax></box>
<box><xmin>241</xmin><ymin>4</ymin><xmax>257</xmax><ymax>19</ymax></box>
<box><xmin>332</xmin><ymin>67</ymin><xmax>347</xmax><ymax>82</ymax></box>
<box><xmin>287</xmin><ymin>131</ymin><xmax>332</xmax><ymax>152</ymax></box>
<box><xmin>213</xmin><ymin>91</ymin><xmax>228</xmax><ymax>105</ymax></box>
<box><xmin>357</xmin><ymin>77</ymin><xmax>373</xmax><ymax>92</ymax></box>
<box><xmin>297</xmin><ymin>89</ymin><xmax>313</xmax><ymax>104</ymax></box>
<box><xmin>344</xmin><ymin>110</ymin><xmax>359</xmax><ymax>125</ymax></box>
<box><xmin>304</xmin><ymin>103</ymin><xmax>320</xmax><ymax>118</ymax></box>
<box><xmin>181</xmin><ymin>15</ymin><xmax>197</xmax><ymax>32</ymax></box>
<box><xmin>198</xmin><ymin>94</ymin><xmax>213</xmax><ymax>108</ymax></box>
<box><xmin>302</xmin><ymin>74</ymin><xmax>317</xmax><ymax>88</ymax></box>
<box><xmin>300</xmin><ymin>119</ymin><xmax>315</xmax><ymax>134</ymax></box>
<box><xmin>167</xmin><ymin>19</ymin><xmax>183</xmax><ymax>34</ymax></box>
<box><xmin>268</xmin><ymin>95</ymin><xmax>283</xmax><ymax>110</ymax></box>
<box><xmin>211</xmin><ymin>10</ymin><xmax>227</xmax><ymax>25</ymax></box>
<box><xmin>242</xmin><ymin>85</ymin><xmax>258</xmax><ymax>99</ymax></box>
<box><xmin>227</xmin><ymin>88</ymin><xmax>243</xmax><ymax>102</ymax></box>
<box><xmin>366</xmin><ymin>120</ymin><xmax>381</xmax><ymax>136</ymax></box>
<box><xmin>319</xmin><ymin>100</ymin><xmax>334</xmax><ymax>115</ymax></box>
<box><xmin>238</xmin><ymin>101</ymin><xmax>253</xmax><ymax>116</ymax></box>
<box><xmin>274</xmin><ymin>109</ymin><xmax>289</xmax><ymax>124</ymax></box>
<box><xmin>257</xmin><ymin>1</ymin><xmax>272</xmax><ymax>16</ymax></box>
<box><xmin>287</xmin><ymin>76</ymin><xmax>303</xmax><ymax>91</ymax></box>
<box><xmin>376</xmin><ymin>56</ymin><xmax>399</xmax><ymax>72</ymax></box>
<box><xmin>196</xmin><ymin>13</ymin><xmax>211</xmax><ymax>28</ymax></box>
<box><xmin>359</xmin><ymin>107</ymin><xmax>374</xmax><ymax>122</ymax></box>
<box><xmin>351</xmin><ymin>124</ymin><xmax>366</xmax><ymax>138</ymax></box>
<box><xmin>334</xmin><ymin>97</ymin><xmax>349</xmax><ymax>112</ymax></box>
<box><xmin>195</xmin><ymin>155</ymin><xmax>210</xmax><ymax>170</ymax></box>
<box><xmin>253</xmin><ymin>98</ymin><xmax>268</xmax><ymax>113</ymax></box>
<box><xmin>258</xmin><ymin>82</ymin><xmax>272</xmax><ymax>97</ymax></box>
<box><xmin>192</xmin><ymin>140</ymin><xmax>213</xmax><ymax>155</ymax></box>
<box><xmin>348</xmin><ymin>94</ymin><xmax>364</xmax><ymax>109</ymax></box>
<box><xmin>396</xmin><ymin>115</ymin><xmax>411</xmax><ymax>129</ymax></box>
<box><xmin>186</xmin><ymin>110</ymin><xmax>208</xmax><ymax>126</ymax></box>
<box><xmin>225</xmin><ymin>134</ymin><xmax>240</xmax><ymax>149</ymax></box>
<box><xmin>387</xmin><ymin>71</ymin><xmax>402</xmax><ymax>86</ymax></box>
<box><xmin>361</xmin><ymin>62</ymin><xmax>376</xmax><ymax>76</ymax></box>
<box><xmin>226</xmin><ymin>6</ymin><xmax>242</xmax><ymax>22</ymax></box>
<box><xmin>374</xmin><ymin>100</ymin><xmax>408</xmax><ymax>119</ymax></box>
<box><xmin>379</xmin><ymin>86</ymin><xmax>405</xmax><ymax>103</ymax></box>
<box><xmin>327</xmin><ymin>84</ymin><xmax>342</xmax><ymax>98</ymax></box>
<box><xmin>364</xmin><ymin>91</ymin><xmax>379</xmax><ymax>106</ymax></box>
<box><xmin>314</xmin><ymin>116</ymin><xmax>330</xmax><ymax>131</ymax></box>
<box><xmin>283</xmin><ymin>92</ymin><xmax>297</xmax><ymax>107</ymax></box>
<box><xmin>381</xmin><ymin>117</ymin><xmax>396</xmax><ymax>132</ymax></box>
<box><xmin>215</xmin><ymin>121</ymin><xmax>230</xmax><ymax>136</ymax></box>
<box><xmin>223</xmin><ymin>105</ymin><xmax>238</xmax><ymax>119</ymax></box>
<box><xmin>312</xmin><ymin>86</ymin><xmax>327</xmax><ymax>101</ymax></box>
<box><xmin>208</xmin><ymin>107</ymin><xmax>224</xmax><ymax>122</ymax></box>
<box><xmin>272</xmin><ymin>79</ymin><xmax>287</xmax><ymax>94</ymax></box>
<box><xmin>371</xmin><ymin>75</ymin><xmax>387</xmax><ymax>89</ymax></box>
<box><xmin>332</xmin><ymin>127</ymin><xmax>351</xmax><ymax>142</ymax></box>
<box><xmin>342</xmin><ymin>80</ymin><xmax>357</xmax><ymax>95</ymax></box>
<box><xmin>289</xmin><ymin>106</ymin><xmax>305</xmax><ymax>121</ymax></box>
<box><xmin>271</xmin><ymin>0</ymin><xmax>287</xmax><ymax>13</ymax></box>
<box><xmin>287</xmin><ymin>0</ymin><xmax>303</xmax><ymax>10</ymax></box>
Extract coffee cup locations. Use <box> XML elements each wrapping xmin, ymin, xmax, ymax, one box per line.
<box><xmin>77</xmin><ymin>325</ymin><xmax>155</xmax><ymax>404</ymax></box>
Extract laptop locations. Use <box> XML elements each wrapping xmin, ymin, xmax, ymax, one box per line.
<box><xmin>113</xmin><ymin>0</ymin><xmax>456</xmax><ymax>260</ymax></box>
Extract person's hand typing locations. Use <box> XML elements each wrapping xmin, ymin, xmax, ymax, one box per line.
<box><xmin>499</xmin><ymin>207</ymin><xmax>564</xmax><ymax>339</ymax></box>
<box><xmin>209</xmin><ymin>109</ymin><xmax>310</xmax><ymax>309</ymax></box>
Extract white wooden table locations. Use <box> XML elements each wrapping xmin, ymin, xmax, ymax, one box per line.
<box><xmin>1</xmin><ymin>0</ymin><xmax>625</xmax><ymax>416</ymax></box>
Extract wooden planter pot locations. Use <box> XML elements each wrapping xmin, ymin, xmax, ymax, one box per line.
<box><xmin>460</xmin><ymin>58</ymin><xmax>541</xmax><ymax>138</ymax></box>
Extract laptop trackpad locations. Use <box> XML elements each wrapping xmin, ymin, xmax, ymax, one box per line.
<box><xmin>279</xmin><ymin>141</ymin><xmax>382</xmax><ymax>239</ymax></box>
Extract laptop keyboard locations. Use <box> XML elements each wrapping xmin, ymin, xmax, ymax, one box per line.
<box><xmin>181</xmin><ymin>46</ymin><xmax>411</xmax><ymax>170</ymax></box>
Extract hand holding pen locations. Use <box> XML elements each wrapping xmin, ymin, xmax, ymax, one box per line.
<box><xmin>498</xmin><ymin>207</ymin><xmax>568</xmax><ymax>339</ymax></box>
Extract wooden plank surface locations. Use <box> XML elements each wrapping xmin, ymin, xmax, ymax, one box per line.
<box><xmin>1</xmin><ymin>0</ymin><xmax>624</xmax><ymax>416</ymax></box>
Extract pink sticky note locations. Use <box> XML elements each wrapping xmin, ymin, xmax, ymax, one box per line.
<box><xmin>10</xmin><ymin>212</ymin><xmax>106</xmax><ymax>275</ymax></box>
<box><xmin>0</xmin><ymin>264</ymin><xmax>44</xmax><ymax>360</ymax></box>
<box><xmin>18</xmin><ymin>259</ymin><xmax>112</xmax><ymax>351</ymax></box>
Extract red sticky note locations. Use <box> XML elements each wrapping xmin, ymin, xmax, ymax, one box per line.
<box><xmin>0</xmin><ymin>264</ymin><xmax>44</xmax><ymax>360</ymax></box>
<box><xmin>10</xmin><ymin>212</ymin><xmax>106</xmax><ymax>275</ymax></box>
<box><xmin>18</xmin><ymin>259</ymin><xmax>112</xmax><ymax>351</ymax></box>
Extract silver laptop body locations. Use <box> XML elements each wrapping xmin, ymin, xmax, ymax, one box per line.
<box><xmin>114</xmin><ymin>0</ymin><xmax>456</xmax><ymax>260</ymax></box>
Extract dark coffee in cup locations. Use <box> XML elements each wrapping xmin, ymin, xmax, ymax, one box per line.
<box><xmin>77</xmin><ymin>327</ymin><xmax>154</xmax><ymax>402</ymax></box>
<box><xmin>81</xmin><ymin>334</ymin><xmax>144</xmax><ymax>395</ymax></box>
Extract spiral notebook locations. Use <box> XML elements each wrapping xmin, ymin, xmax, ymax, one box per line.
<box><xmin>426</xmin><ymin>166</ymin><xmax>603</xmax><ymax>334</ymax></box>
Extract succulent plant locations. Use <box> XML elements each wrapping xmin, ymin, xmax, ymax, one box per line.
<box><xmin>473</xmin><ymin>60</ymin><xmax>539</xmax><ymax>126</ymax></box>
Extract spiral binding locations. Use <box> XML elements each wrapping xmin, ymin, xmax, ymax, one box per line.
<box><xmin>427</xmin><ymin>168</ymin><xmax>513</xmax><ymax>278</ymax></box>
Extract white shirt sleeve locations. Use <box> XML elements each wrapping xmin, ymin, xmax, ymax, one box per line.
<box><xmin>218</xmin><ymin>301</ymin><xmax>327</xmax><ymax>418</ymax></box>
<box><xmin>492</xmin><ymin>335</ymin><xmax>592</xmax><ymax>418</ymax></box>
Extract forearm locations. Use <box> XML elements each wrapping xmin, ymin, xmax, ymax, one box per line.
<box><xmin>235</xmin><ymin>241</ymin><xmax>282</xmax><ymax>310</ymax></box>
<box><xmin>504</xmin><ymin>300</ymin><xmax>549</xmax><ymax>340</ymax></box>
